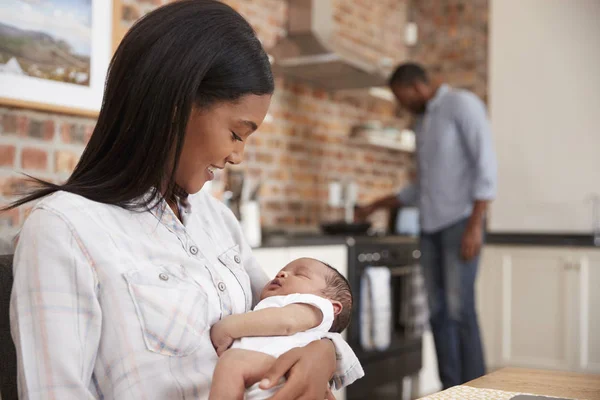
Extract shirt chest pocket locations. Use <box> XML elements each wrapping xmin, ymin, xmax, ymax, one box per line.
<box><xmin>218</xmin><ymin>244</ymin><xmax>252</xmax><ymax>312</ymax></box>
<box><xmin>123</xmin><ymin>265</ymin><xmax>208</xmax><ymax>357</ymax></box>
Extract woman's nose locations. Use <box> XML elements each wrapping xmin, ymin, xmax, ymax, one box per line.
<box><xmin>226</xmin><ymin>144</ymin><xmax>245</xmax><ymax>165</ymax></box>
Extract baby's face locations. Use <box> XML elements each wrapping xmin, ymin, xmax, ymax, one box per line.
<box><xmin>260</xmin><ymin>258</ymin><xmax>329</xmax><ymax>300</ymax></box>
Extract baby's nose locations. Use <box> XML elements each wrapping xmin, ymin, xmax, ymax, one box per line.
<box><xmin>276</xmin><ymin>270</ymin><xmax>288</xmax><ymax>278</ymax></box>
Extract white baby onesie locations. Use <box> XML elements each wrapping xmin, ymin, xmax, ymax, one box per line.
<box><xmin>230</xmin><ymin>293</ymin><xmax>335</xmax><ymax>399</ymax></box>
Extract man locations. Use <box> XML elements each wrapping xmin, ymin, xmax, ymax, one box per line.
<box><xmin>357</xmin><ymin>63</ymin><xmax>497</xmax><ymax>389</ymax></box>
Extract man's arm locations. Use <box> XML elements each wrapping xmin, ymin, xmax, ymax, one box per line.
<box><xmin>462</xmin><ymin>200</ymin><xmax>488</xmax><ymax>260</ymax></box>
<box><xmin>455</xmin><ymin>93</ymin><xmax>497</xmax><ymax>260</ymax></box>
<box><xmin>356</xmin><ymin>183</ymin><xmax>419</xmax><ymax>220</ymax></box>
<box><xmin>211</xmin><ymin>304</ymin><xmax>322</xmax><ymax>355</ymax></box>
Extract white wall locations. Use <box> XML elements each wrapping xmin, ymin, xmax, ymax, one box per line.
<box><xmin>489</xmin><ymin>0</ymin><xmax>600</xmax><ymax>233</ymax></box>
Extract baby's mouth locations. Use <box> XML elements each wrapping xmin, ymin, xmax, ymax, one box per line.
<box><xmin>268</xmin><ymin>278</ymin><xmax>282</xmax><ymax>288</ymax></box>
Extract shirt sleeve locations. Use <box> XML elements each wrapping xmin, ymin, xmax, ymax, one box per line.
<box><xmin>322</xmin><ymin>333</ymin><xmax>365</xmax><ymax>389</ymax></box>
<box><xmin>10</xmin><ymin>206</ymin><xmax>101</xmax><ymax>399</ymax></box>
<box><xmin>397</xmin><ymin>183</ymin><xmax>419</xmax><ymax>207</ymax></box>
<box><xmin>455</xmin><ymin>93</ymin><xmax>498</xmax><ymax>200</ymax></box>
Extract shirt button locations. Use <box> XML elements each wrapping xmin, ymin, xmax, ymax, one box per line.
<box><xmin>190</xmin><ymin>245</ymin><xmax>198</xmax><ymax>255</ymax></box>
<box><xmin>159</xmin><ymin>273</ymin><xmax>169</xmax><ymax>281</ymax></box>
<box><xmin>218</xmin><ymin>282</ymin><xmax>226</xmax><ymax>291</ymax></box>
<box><xmin>234</xmin><ymin>255</ymin><xmax>241</xmax><ymax>264</ymax></box>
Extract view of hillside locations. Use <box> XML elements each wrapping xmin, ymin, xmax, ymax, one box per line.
<box><xmin>0</xmin><ymin>22</ymin><xmax>90</xmax><ymax>86</ymax></box>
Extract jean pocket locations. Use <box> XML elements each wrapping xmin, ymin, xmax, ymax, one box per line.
<box><xmin>123</xmin><ymin>265</ymin><xmax>208</xmax><ymax>356</ymax></box>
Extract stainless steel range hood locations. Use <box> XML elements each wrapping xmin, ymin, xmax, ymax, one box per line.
<box><xmin>269</xmin><ymin>0</ymin><xmax>392</xmax><ymax>90</ymax></box>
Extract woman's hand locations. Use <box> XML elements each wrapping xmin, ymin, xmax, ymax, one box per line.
<box><xmin>260</xmin><ymin>339</ymin><xmax>337</xmax><ymax>400</ymax></box>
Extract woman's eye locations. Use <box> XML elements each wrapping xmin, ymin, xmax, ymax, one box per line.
<box><xmin>231</xmin><ymin>131</ymin><xmax>243</xmax><ymax>142</ymax></box>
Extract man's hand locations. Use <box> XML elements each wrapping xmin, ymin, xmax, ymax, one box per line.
<box><xmin>210</xmin><ymin>320</ymin><xmax>234</xmax><ymax>357</ymax></box>
<box><xmin>461</xmin><ymin>222</ymin><xmax>483</xmax><ymax>261</ymax></box>
<box><xmin>354</xmin><ymin>204</ymin><xmax>375</xmax><ymax>222</ymax></box>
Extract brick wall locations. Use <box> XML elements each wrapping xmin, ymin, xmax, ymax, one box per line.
<box><xmin>0</xmin><ymin>0</ymin><xmax>491</xmax><ymax>243</ymax></box>
<box><xmin>407</xmin><ymin>0</ymin><xmax>489</xmax><ymax>103</ymax></box>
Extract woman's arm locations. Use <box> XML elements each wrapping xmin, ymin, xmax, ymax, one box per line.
<box><xmin>11</xmin><ymin>207</ymin><xmax>101</xmax><ymax>399</ymax></box>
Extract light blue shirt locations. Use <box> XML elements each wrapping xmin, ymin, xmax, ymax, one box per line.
<box><xmin>398</xmin><ymin>85</ymin><xmax>497</xmax><ymax>233</ymax></box>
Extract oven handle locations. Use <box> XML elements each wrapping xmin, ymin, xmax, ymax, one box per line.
<box><xmin>388</xmin><ymin>265</ymin><xmax>420</xmax><ymax>277</ymax></box>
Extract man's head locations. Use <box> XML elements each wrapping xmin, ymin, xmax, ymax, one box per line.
<box><xmin>388</xmin><ymin>63</ymin><xmax>434</xmax><ymax>115</ymax></box>
<box><xmin>261</xmin><ymin>258</ymin><xmax>353</xmax><ymax>333</ymax></box>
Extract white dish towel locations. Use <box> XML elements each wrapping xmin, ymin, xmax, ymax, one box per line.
<box><xmin>360</xmin><ymin>266</ymin><xmax>392</xmax><ymax>351</ymax></box>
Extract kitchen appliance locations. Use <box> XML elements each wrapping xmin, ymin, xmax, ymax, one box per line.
<box><xmin>320</xmin><ymin>221</ymin><xmax>371</xmax><ymax>235</ymax></box>
<box><xmin>269</xmin><ymin>0</ymin><xmax>393</xmax><ymax>90</ymax></box>
<box><xmin>345</xmin><ymin>236</ymin><xmax>423</xmax><ymax>399</ymax></box>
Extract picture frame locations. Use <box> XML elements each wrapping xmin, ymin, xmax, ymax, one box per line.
<box><xmin>0</xmin><ymin>0</ymin><xmax>124</xmax><ymax>117</ymax></box>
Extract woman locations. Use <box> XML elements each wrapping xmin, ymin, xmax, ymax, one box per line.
<box><xmin>5</xmin><ymin>1</ymin><xmax>362</xmax><ymax>399</ymax></box>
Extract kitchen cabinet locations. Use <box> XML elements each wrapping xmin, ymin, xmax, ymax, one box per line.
<box><xmin>251</xmin><ymin>244</ymin><xmax>348</xmax><ymax>400</ymax></box>
<box><xmin>477</xmin><ymin>245</ymin><xmax>600</xmax><ymax>374</ymax></box>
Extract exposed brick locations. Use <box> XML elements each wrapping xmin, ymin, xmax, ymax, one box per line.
<box><xmin>21</xmin><ymin>147</ymin><xmax>48</xmax><ymax>171</ymax></box>
<box><xmin>0</xmin><ymin>208</ymin><xmax>19</xmax><ymax>228</ymax></box>
<box><xmin>407</xmin><ymin>0</ymin><xmax>488</xmax><ymax>103</ymax></box>
<box><xmin>0</xmin><ymin>145</ymin><xmax>16</xmax><ymax>167</ymax></box>
<box><xmin>55</xmin><ymin>150</ymin><xmax>80</xmax><ymax>174</ymax></box>
<box><xmin>0</xmin><ymin>176</ymin><xmax>35</xmax><ymax>197</ymax></box>
<box><xmin>17</xmin><ymin>116</ymin><xmax>29</xmax><ymax>136</ymax></box>
<box><xmin>61</xmin><ymin>123</ymin><xmax>94</xmax><ymax>144</ymax></box>
<box><xmin>122</xmin><ymin>4</ymin><xmax>141</xmax><ymax>22</ymax></box>
<box><xmin>2</xmin><ymin>114</ymin><xmax>17</xmax><ymax>135</ymax></box>
<box><xmin>0</xmin><ymin>0</ymin><xmax>422</xmax><ymax>233</ymax></box>
<box><xmin>27</xmin><ymin>119</ymin><xmax>55</xmax><ymax>141</ymax></box>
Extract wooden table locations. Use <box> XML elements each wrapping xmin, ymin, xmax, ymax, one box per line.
<box><xmin>466</xmin><ymin>368</ymin><xmax>600</xmax><ymax>399</ymax></box>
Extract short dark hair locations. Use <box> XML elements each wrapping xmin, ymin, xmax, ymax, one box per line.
<box><xmin>319</xmin><ymin>261</ymin><xmax>353</xmax><ymax>333</ymax></box>
<box><xmin>388</xmin><ymin>62</ymin><xmax>428</xmax><ymax>87</ymax></box>
<box><xmin>4</xmin><ymin>0</ymin><xmax>274</xmax><ymax>212</ymax></box>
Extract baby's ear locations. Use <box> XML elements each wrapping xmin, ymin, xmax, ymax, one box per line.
<box><xmin>331</xmin><ymin>300</ymin><xmax>343</xmax><ymax>317</ymax></box>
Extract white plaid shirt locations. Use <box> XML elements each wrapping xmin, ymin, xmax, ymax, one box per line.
<box><xmin>10</xmin><ymin>190</ymin><xmax>363</xmax><ymax>399</ymax></box>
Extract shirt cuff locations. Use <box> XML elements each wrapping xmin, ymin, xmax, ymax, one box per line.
<box><xmin>322</xmin><ymin>332</ymin><xmax>365</xmax><ymax>389</ymax></box>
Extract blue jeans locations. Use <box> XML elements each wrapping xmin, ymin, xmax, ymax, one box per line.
<box><xmin>420</xmin><ymin>218</ymin><xmax>486</xmax><ymax>389</ymax></box>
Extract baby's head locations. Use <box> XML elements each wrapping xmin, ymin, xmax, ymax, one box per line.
<box><xmin>261</xmin><ymin>257</ymin><xmax>353</xmax><ymax>333</ymax></box>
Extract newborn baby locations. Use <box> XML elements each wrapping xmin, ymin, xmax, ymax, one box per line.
<box><xmin>209</xmin><ymin>257</ymin><xmax>353</xmax><ymax>400</ymax></box>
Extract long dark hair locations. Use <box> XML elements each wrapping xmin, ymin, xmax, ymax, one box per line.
<box><xmin>4</xmin><ymin>0</ymin><xmax>274</xmax><ymax>211</ymax></box>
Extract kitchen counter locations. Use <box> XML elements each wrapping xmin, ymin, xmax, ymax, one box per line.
<box><xmin>258</xmin><ymin>232</ymin><xmax>600</xmax><ymax>249</ymax></box>
<box><xmin>487</xmin><ymin>232</ymin><xmax>599</xmax><ymax>248</ymax></box>
<box><xmin>465</xmin><ymin>367</ymin><xmax>600</xmax><ymax>399</ymax></box>
<box><xmin>259</xmin><ymin>233</ymin><xmax>418</xmax><ymax>248</ymax></box>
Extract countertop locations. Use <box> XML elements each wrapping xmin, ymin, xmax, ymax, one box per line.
<box><xmin>465</xmin><ymin>367</ymin><xmax>600</xmax><ymax>399</ymax></box>
<box><xmin>257</xmin><ymin>232</ymin><xmax>600</xmax><ymax>249</ymax></box>
<box><xmin>259</xmin><ymin>233</ymin><xmax>418</xmax><ymax>248</ymax></box>
<box><xmin>487</xmin><ymin>232</ymin><xmax>599</xmax><ymax>248</ymax></box>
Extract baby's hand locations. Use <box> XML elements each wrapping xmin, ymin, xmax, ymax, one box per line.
<box><xmin>210</xmin><ymin>320</ymin><xmax>234</xmax><ymax>356</ymax></box>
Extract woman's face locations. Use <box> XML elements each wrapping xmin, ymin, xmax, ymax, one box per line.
<box><xmin>176</xmin><ymin>94</ymin><xmax>271</xmax><ymax>194</ymax></box>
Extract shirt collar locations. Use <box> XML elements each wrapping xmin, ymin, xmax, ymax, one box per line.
<box><xmin>427</xmin><ymin>84</ymin><xmax>450</xmax><ymax>111</ymax></box>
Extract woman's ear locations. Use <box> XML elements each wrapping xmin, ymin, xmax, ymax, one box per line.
<box><xmin>331</xmin><ymin>300</ymin><xmax>343</xmax><ymax>317</ymax></box>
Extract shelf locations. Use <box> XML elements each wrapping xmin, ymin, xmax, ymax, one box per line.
<box><xmin>348</xmin><ymin>128</ymin><xmax>416</xmax><ymax>153</ymax></box>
